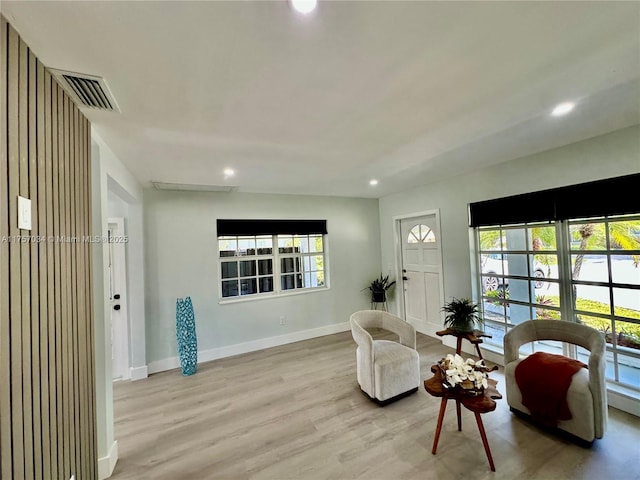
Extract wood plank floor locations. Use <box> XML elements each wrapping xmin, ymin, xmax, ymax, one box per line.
<box><xmin>111</xmin><ymin>331</ymin><xmax>640</xmax><ymax>480</ymax></box>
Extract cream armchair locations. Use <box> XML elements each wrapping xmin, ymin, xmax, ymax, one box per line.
<box><xmin>350</xmin><ymin>310</ymin><xmax>420</xmax><ymax>405</ymax></box>
<box><xmin>503</xmin><ymin>320</ymin><xmax>607</xmax><ymax>443</ymax></box>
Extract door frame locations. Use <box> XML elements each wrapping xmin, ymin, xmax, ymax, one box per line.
<box><xmin>393</xmin><ymin>209</ymin><xmax>446</xmax><ymax>334</ymax></box>
<box><xmin>108</xmin><ymin>217</ymin><xmax>130</xmax><ymax>381</ymax></box>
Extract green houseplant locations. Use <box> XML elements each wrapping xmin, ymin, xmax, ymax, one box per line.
<box><xmin>442</xmin><ymin>297</ymin><xmax>483</xmax><ymax>333</ymax></box>
<box><xmin>365</xmin><ymin>274</ymin><xmax>396</xmax><ymax>303</ymax></box>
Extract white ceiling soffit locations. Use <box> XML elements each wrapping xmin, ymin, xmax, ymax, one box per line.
<box><xmin>49</xmin><ymin>68</ymin><xmax>120</xmax><ymax>112</ymax></box>
<box><xmin>151</xmin><ymin>181</ymin><xmax>237</xmax><ymax>193</ymax></box>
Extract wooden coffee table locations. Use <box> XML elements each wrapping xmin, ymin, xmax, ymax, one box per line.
<box><xmin>424</xmin><ymin>364</ymin><xmax>502</xmax><ymax>472</ymax></box>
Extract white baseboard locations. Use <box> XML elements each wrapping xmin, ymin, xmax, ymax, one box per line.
<box><xmin>130</xmin><ymin>365</ymin><xmax>148</xmax><ymax>381</ymax></box>
<box><xmin>98</xmin><ymin>440</ymin><xmax>118</xmax><ymax>480</ymax></box>
<box><xmin>414</xmin><ymin>323</ymin><xmax>440</xmax><ymax>339</ymax></box>
<box><xmin>148</xmin><ymin>322</ymin><xmax>351</xmax><ymax>375</ymax></box>
<box><xmin>609</xmin><ymin>387</ymin><xmax>640</xmax><ymax>417</ymax></box>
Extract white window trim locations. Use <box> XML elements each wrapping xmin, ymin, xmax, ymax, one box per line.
<box><xmin>218</xmin><ymin>233</ymin><xmax>329</xmax><ymax>303</ymax></box>
<box><xmin>473</xmin><ymin>215</ymin><xmax>640</xmax><ymax>395</ymax></box>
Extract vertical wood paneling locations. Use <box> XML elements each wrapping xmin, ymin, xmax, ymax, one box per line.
<box><xmin>0</xmin><ymin>15</ymin><xmax>12</xmax><ymax>480</ymax></box>
<box><xmin>71</xmin><ymin>101</ymin><xmax>80</xmax><ymax>478</ymax></box>
<box><xmin>0</xmin><ymin>17</ymin><xmax>97</xmax><ymax>479</ymax></box>
<box><xmin>86</xmin><ymin>115</ymin><xmax>97</xmax><ymax>480</ymax></box>
<box><xmin>8</xmin><ymin>23</ymin><xmax>25</xmax><ymax>480</ymax></box>
<box><xmin>19</xmin><ymin>36</ymin><xmax>35</xmax><ymax>480</ymax></box>
<box><xmin>36</xmin><ymin>59</ymin><xmax>51</xmax><ymax>480</ymax></box>
<box><xmin>51</xmin><ymin>77</ymin><xmax>63</xmax><ymax>480</ymax></box>
<box><xmin>28</xmin><ymin>46</ymin><xmax>43</xmax><ymax>480</ymax></box>
<box><xmin>44</xmin><ymin>68</ymin><xmax>57</xmax><ymax>480</ymax></box>
<box><xmin>73</xmin><ymin>105</ymin><xmax>85</xmax><ymax>480</ymax></box>
<box><xmin>58</xmin><ymin>85</ymin><xmax>70</xmax><ymax>478</ymax></box>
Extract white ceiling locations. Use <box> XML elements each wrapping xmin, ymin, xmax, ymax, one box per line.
<box><xmin>3</xmin><ymin>1</ymin><xmax>639</xmax><ymax>198</ymax></box>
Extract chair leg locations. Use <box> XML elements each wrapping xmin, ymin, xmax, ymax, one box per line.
<box><xmin>432</xmin><ymin>398</ymin><xmax>448</xmax><ymax>455</ymax></box>
<box><xmin>456</xmin><ymin>399</ymin><xmax>462</xmax><ymax>431</ymax></box>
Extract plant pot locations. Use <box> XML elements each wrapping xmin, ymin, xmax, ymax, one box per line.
<box><xmin>371</xmin><ymin>291</ymin><xmax>386</xmax><ymax>303</ymax></box>
<box><xmin>451</xmin><ymin>321</ymin><xmax>474</xmax><ymax>333</ymax></box>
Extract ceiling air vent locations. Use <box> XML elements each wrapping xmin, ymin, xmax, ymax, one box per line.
<box><xmin>49</xmin><ymin>68</ymin><xmax>120</xmax><ymax>112</ymax></box>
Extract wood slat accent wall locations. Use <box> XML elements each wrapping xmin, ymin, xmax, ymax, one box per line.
<box><xmin>0</xmin><ymin>16</ymin><xmax>97</xmax><ymax>480</ymax></box>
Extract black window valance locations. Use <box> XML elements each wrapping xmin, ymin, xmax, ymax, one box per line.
<box><xmin>469</xmin><ymin>173</ymin><xmax>640</xmax><ymax>227</ymax></box>
<box><xmin>217</xmin><ymin>219</ymin><xmax>327</xmax><ymax>237</ymax></box>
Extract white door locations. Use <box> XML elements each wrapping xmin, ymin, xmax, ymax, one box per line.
<box><xmin>400</xmin><ymin>214</ymin><xmax>444</xmax><ymax>335</ymax></box>
<box><xmin>108</xmin><ymin>218</ymin><xmax>129</xmax><ymax>381</ymax></box>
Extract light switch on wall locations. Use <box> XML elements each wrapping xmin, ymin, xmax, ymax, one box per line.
<box><xmin>18</xmin><ymin>195</ymin><xmax>31</xmax><ymax>230</ymax></box>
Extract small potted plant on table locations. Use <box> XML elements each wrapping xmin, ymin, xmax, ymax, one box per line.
<box><xmin>442</xmin><ymin>297</ymin><xmax>483</xmax><ymax>333</ymax></box>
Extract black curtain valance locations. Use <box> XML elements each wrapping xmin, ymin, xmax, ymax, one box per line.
<box><xmin>217</xmin><ymin>219</ymin><xmax>327</xmax><ymax>237</ymax></box>
<box><xmin>469</xmin><ymin>173</ymin><xmax>640</xmax><ymax>227</ymax></box>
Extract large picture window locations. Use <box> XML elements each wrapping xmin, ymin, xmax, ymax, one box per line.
<box><xmin>470</xmin><ymin>174</ymin><xmax>640</xmax><ymax>394</ymax></box>
<box><xmin>217</xmin><ymin>220</ymin><xmax>327</xmax><ymax>300</ymax></box>
<box><xmin>471</xmin><ymin>175</ymin><xmax>640</xmax><ymax>394</ymax></box>
<box><xmin>475</xmin><ymin>216</ymin><xmax>640</xmax><ymax>391</ymax></box>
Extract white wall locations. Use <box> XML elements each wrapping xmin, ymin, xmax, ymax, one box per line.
<box><xmin>379</xmin><ymin>125</ymin><xmax>639</xmax><ymax>314</ymax></box>
<box><xmin>378</xmin><ymin>125</ymin><xmax>640</xmax><ymax>412</ymax></box>
<box><xmin>92</xmin><ymin>131</ymin><xmax>146</xmax><ymax>479</ymax></box>
<box><xmin>144</xmin><ymin>189</ymin><xmax>381</xmax><ymax>369</ymax></box>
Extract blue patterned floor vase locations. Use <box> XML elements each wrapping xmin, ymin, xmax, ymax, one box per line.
<box><xmin>176</xmin><ymin>296</ymin><xmax>198</xmax><ymax>376</ymax></box>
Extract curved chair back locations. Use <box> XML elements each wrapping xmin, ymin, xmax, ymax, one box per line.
<box><xmin>350</xmin><ymin>310</ymin><xmax>416</xmax><ymax>349</ymax></box>
<box><xmin>350</xmin><ymin>310</ymin><xmax>419</xmax><ymax>403</ymax></box>
<box><xmin>504</xmin><ymin>320</ymin><xmax>607</xmax><ymax>438</ymax></box>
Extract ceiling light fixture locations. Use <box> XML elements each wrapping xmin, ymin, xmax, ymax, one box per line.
<box><xmin>224</xmin><ymin>168</ymin><xmax>235</xmax><ymax>177</ymax></box>
<box><xmin>290</xmin><ymin>0</ymin><xmax>317</xmax><ymax>15</ymax></box>
<box><xmin>369</xmin><ymin>179</ymin><xmax>379</xmax><ymax>186</ymax></box>
<box><xmin>551</xmin><ymin>102</ymin><xmax>575</xmax><ymax>117</ymax></box>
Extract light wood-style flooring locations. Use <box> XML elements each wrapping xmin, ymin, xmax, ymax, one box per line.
<box><xmin>111</xmin><ymin>331</ymin><xmax>640</xmax><ymax>480</ymax></box>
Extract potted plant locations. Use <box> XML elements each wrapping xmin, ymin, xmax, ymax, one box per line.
<box><xmin>365</xmin><ymin>274</ymin><xmax>396</xmax><ymax>303</ymax></box>
<box><xmin>442</xmin><ymin>297</ymin><xmax>483</xmax><ymax>333</ymax></box>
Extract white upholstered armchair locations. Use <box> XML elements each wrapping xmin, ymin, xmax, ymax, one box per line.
<box><xmin>350</xmin><ymin>310</ymin><xmax>420</xmax><ymax>405</ymax></box>
<box><xmin>503</xmin><ymin>320</ymin><xmax>607</xmax><ymax>443</ymax></box>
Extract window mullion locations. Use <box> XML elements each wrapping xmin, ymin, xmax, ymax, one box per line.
<box><xmin>556</xmin><ymin>220</ymin><xmax>575</xmax><ymax>357</ymax></box>
<box><xmin>557</xmin><ymin>220</ymin><xmax>573</xmax><ymax>320</ymax></box>
<box><xmin>273</xmin><ymin>234</ymin><xmax>281</xmax><ymax>294</ymax></box>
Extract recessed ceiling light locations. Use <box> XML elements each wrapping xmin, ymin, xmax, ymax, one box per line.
<box><xmin>290</xmin><ymin>0</ymin><xmax>317</xmax><ymax>15</ymax></box>
<box><xmin>224</xmin><ymin>168</ymin><xmax>235</xmax><ymax>177</ymax></box>
<box><xmin>551</xmin><ymin>102</ymin><xmax>575</xmax><ymax>117</ymax></box>
<box><xmin>369</xmin><ymin>179</ymin><xmax>379</xmax><ymax>186</ymax></box>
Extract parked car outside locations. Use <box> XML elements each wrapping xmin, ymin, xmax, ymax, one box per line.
<box><xmin>482</xmin><ymin>254</ymin><xmax>546</xmax><ymax>291</ymax></box>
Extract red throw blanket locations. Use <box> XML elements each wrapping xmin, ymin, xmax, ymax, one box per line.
<box><xmin>515</xmin><ymin>352</ymin><xmax>586</xmax><ymax>428</ymax></box>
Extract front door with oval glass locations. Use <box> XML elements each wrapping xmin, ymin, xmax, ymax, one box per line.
<box><xmin>400</xmin><ymin>214</ymin><xmax>443</xmax><ymax>334</ymax></box>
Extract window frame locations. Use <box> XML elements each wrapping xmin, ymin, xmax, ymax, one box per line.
<box><xmin>473</xmin><ymin>214</ymin><xmax>640</xmax><ymax>394</ymax></box>
<box><xmin>475</xmin><ymin>222</ymin><xmax>564</xmax><ymax>347</ymax></box>
<box><xmin>218</xmin><ymin>233</ymin><xmax>329</xmax><ymax>303</ymax></box>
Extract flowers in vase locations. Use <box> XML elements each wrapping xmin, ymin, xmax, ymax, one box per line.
<box><xmin>440</xmin><ymin>353</ymin><xmax>489</xmax><ymax>390</ymax></box>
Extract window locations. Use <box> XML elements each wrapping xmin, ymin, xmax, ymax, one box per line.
<box><xmin>217</xmin><ymin>220</ymin><xmax>327</xmax><ymax>300</ymax></box>
<box><xmin>278</xmin><ymin>235</ymin><xmax>325</xmax><ymax>291</ymax></box>
<box><xmin>408</xmin><ymin>224</ymin><xmax>436</xmax><ymax>243</ymax></box>
<box><xmin>474</xmin><ymin>215</ymin><xmax>640</xmax><ymax>393</ymax></box>
<box><xmin>219</xmin><ymin>236</ymin><xmax>274</xmax><ymax>297</ymax></box>
<box><xmin>476</xmin><ymin>224</ymin><xmax>562</xmax><ymax>350</ymax></box>
<box><xmin>470</xmin><ymin>174</ymin><xmax>640</xmax><ymax>394</ymax></box>
<box><xmin>568</xmin><ymin>217</ymin><xmax>640</xmax><ymax>387</ymax></box>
